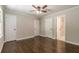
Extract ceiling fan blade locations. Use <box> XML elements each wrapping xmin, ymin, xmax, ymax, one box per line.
<box><xmin>32</xmin><ymin>5</ymin><xmax>37</xmax><ymax>9</ymax></box>
<box><xmin>42</xmin><ymin>5</ymin><xmax>47</xmax><ymax>9</ymax></box>
<box><xmin>41</xmin><ymin>10</ymin><xmax>47</xmax><ymax>13</ymax></box>
<box><xmin>45</xmin><ymin>9</ymin><xmax>51</xmax><ymax>11</ymax></box>
<box><xmin>36</xmin><ymin>6</ymin><xmax>41</xmax><ymax>11</ymax></box>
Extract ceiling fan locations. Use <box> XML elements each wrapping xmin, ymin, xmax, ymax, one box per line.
<box><xmin>30</xmin><ymin>5</ymin><xmax>50</xmax><ymax>14</ymax></box>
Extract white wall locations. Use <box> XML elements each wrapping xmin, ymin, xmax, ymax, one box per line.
<box><xmin>0</xmin><ymin>6</ymin><xmax>4</xmax><ymax>52</ymax></box>
<box><xmin>16</xmin><ymin>14</ymin><xmax>34</xmax><ymax>39</ymax></box>
<box><xmin>5</xmin><ymin>10</ymin><xmax>39</xmax><ymax>41</ymax></box>
<box><xmin>41</xmin><ymin>6</ymin><xmax>79</xmax><ymax>45</ymax></box>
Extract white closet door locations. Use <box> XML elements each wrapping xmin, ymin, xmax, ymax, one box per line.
<box><xmin>34</xmin><ymin>19</ymin><xmax>40</xmax><ymax>36</ymax></box>
<box><xmin>5</xmin><ymin>14</ymin><xmax>16</xmax><ymax>42</ymax></box>
<box><xmin>45</xmin><ymin>18</ymin><xmax>53</xmax><ymax>38</ymax></box>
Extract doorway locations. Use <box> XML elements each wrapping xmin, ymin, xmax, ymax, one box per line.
<box><xmin>57</xmin><ymin>15</ymin><xmax>65</xmax><ymax>52</ymax></box>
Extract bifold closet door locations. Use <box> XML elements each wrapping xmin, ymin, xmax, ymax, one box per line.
<box><xmin>45</xmin><ymin>18</ymin><xmax>53</xmax><ymax>38</ymax></box>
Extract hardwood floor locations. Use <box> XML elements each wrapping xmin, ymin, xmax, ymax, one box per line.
<box><xmin>1</xmin><ymin>36</ymin><xmax>79</xmax><ymax>53</ymax></box>
<box><xmin>65</xmin><ymin>42</ymin><xmax>79</xmax><ymax>53</ymax></box>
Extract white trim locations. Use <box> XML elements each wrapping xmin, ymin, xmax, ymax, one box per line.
<box><xmin>4</xmin><ymin>39</ymin><xmax>15</xmax><ymax>42</ymax></box>
<box><xmin>39</xmin><ymin>35</ymin><xmax>47</xmax><ymax>37</ymax></box>
<box><xmin>5</xmin><ymin>35</ymin><xmax>35</xmax><ymax>42</ymax></box>
<box><xmin>39</xmin><ymin>35</ymin><xmax>56</xmax><ymax>39</ymax></box>
<box><xmin>66</xmin><ymin>41</ymin><xmax>79</xmax><ymax>46</ymax></box>
<box><xmin>0</xmin><ymin>42</ymin><xmax>4</xmax><ymax>52</ymax></box>
<box><xmin>16</xmin><ymin>35</ymin><xmax>35</xmax><ymax>41</ymax></box>
<box><xmin>0</xmin><ymin>38</ymin><xmax>4</xmax><ymax>52</ymax></box>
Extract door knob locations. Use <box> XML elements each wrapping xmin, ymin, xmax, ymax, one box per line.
<box><xmin>14</xmin><ymin>29</ymin><xmax>16</xmax><ymax>30</ymax></box>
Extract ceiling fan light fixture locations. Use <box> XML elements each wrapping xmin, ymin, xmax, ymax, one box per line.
<box><xmin>31</xmin><ymin>5</ymin><xmax>49</xmax><ymax>14</ymax></box>
<box><xmin>36</xmin><ymin>10</ymin><xmax>42</xmax><ymax>14</ymax></box>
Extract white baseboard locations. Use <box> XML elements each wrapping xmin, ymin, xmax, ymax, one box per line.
<box><xmin>0</xmin><ymin>42</ymin><xmax>4</xmax><ymax>53</ymax></box>
<box><xmin>39</xmin><ymin>35</ymin><xmax>47</xmax><ymax>37</ymax></box>
<box><xmin>0</xmin><ymin>39</ymin><xmax>4</xmax><ymax>53</ymax></box>
<box><xmin>5</xmin><ymin>35</ymin><xmax>35</xmax><ymax>42</ymax></box>
<box><xmin>66</xmin><ymin>41</ymin><xmax>79</xmax><ymax>46</ymax></box>
<box><xmin>39</xmin><ymin>35</ymin><xmax>56</xmax><ymax>39</ymax></box>
<box><xmin>16</xmin><ymin>35</ymin><xmax>35</xmax><ymax>41</ymax></box>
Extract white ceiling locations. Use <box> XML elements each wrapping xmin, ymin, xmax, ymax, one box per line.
<box><xmin>5</xmin><ymin>5</ymin><xmax>78</xmax><ymax>17</ymax></box>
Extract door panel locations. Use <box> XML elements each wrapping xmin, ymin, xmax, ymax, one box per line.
<box><xmin>5</xmin><ymin>14</ymin><xmax>16</xmax><ymax>42</ymax></box>
<box><xmin>45</xmin><ymin>18</ymin><xmax>53</xmax><ymax>38</ymax></box>
<box><xmin>34</xmin><ymin>19</ymin><xmax>40</xmax><ymax>36</ymax></box>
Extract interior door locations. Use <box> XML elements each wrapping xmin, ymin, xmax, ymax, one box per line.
<box><xmin>34</xmin><ymin>19</ymin><xmax>40</xmax><ymax>36</ymax></box>
<box><xmin>5</xmin><ymin>14</ymin><xmax>16</xmax><ymax>42</ymax></box>
<box><xmin>45</xmin><ymin>18</ymin><xmax>53</xmax><ymax>38</ymax></box>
